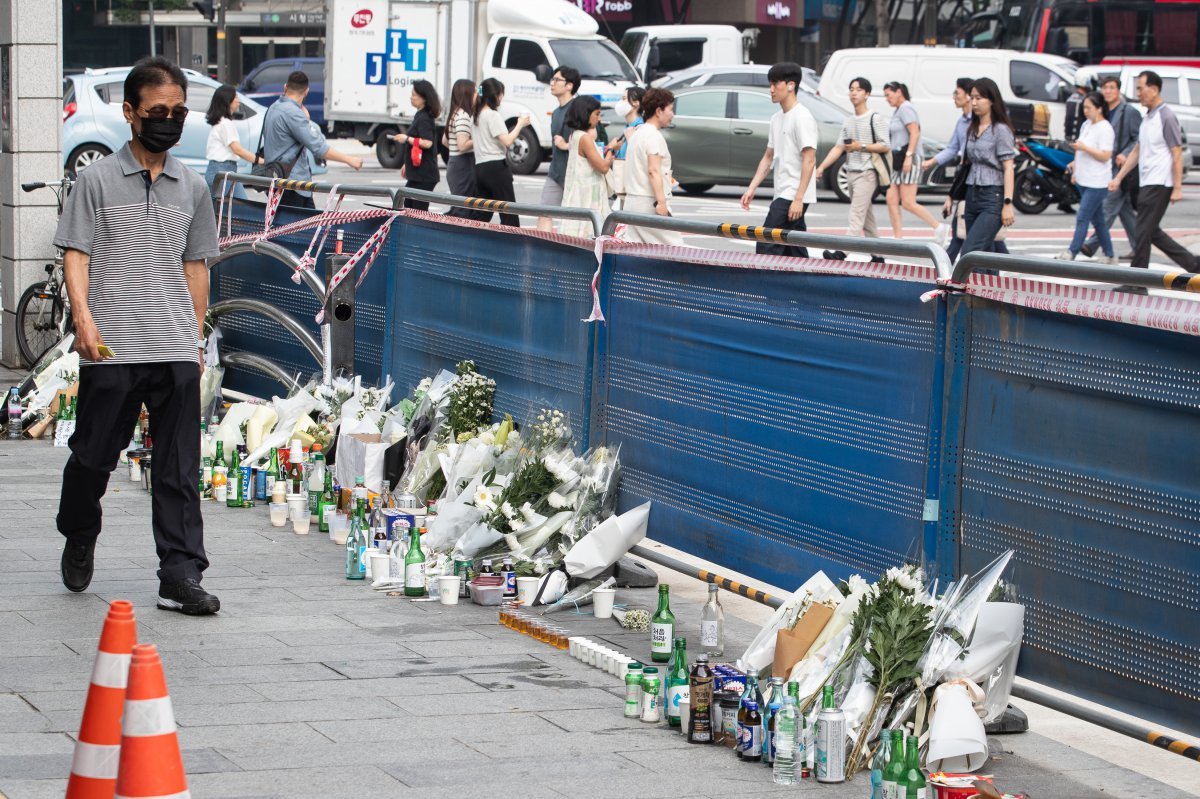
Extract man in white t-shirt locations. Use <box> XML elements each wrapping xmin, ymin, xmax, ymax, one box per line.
<box><xmin>1110</xmin><ymin>70</ymin><xmax>1199</xmax><ymax>273</ymax></box>
<box><xmin>740</xmin><ymin>62</ymin><xmax>819</xmax><ymax>256</ymax></box>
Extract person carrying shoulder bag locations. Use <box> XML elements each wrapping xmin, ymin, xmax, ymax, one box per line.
<box><xmin>815</xmin><ymin>76</ymin><xmax>889</xmax><ymax>261</ymax></box>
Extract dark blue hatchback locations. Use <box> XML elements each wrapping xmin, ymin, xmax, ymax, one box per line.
<box><xmin>239</xmin><ymin>57</ymin><xmax>326</xmax><ymax>131</ymax></box>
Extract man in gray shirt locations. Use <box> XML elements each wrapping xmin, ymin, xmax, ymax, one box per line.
<box><xmin>263</xmin><ymin>71</ymin><xmax>363</xmax><ymax>207</ymax></box>
<box><xmin>53</xmin><ymin>57</ymin><xmax>221</xmax><ymax>614</ymax></box>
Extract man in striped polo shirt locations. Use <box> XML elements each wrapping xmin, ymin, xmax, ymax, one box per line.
<box><xmin>53</xmin><ymin>57</ymin><xmax>221</xmax><ymax>615</ymax></box>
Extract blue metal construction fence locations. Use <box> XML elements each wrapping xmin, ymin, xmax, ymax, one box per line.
<box><xmin>212</xmin><ymin>205</ymin><xmax>1199</xmax><ymax>736</ymax></box>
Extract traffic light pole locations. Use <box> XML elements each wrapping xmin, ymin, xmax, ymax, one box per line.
<box><xmin>216</xmin><ymin>2</ymin><xmax>227</xmax><ymax>82</ymax></box>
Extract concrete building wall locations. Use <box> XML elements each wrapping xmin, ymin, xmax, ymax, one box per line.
<box><xmin>1</xmin><ymin>0</ymin><xmax>64</xmax><ymax>367</ymax></box>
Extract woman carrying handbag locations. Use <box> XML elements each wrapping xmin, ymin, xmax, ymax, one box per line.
<box><xmin>958</xmin><ymin>78</ymin><xmax>1017</xmax><ymax>262</ymax></box>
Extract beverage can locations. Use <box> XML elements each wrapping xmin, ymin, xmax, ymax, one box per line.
<box><xmin>255</xmin><ymin>468</ymin><xmax>268</xmax><ymax>500</ymax></box>
<box><xmin>454</xmin><ymin>560</ymin><xmax>475</xmax><ymax>598</ymax></box>
<box><xmin>815</xmin><ymin>706</ymin><xmax>846</xmax><ymax>783</ymax></box>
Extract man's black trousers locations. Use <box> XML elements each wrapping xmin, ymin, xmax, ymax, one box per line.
<box><xmin>57</xmin><ymin>362</ymin><xmax>208</xmax><ymax>584</ymax></box>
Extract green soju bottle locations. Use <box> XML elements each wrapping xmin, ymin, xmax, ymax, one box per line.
<box><xmin>665</xmin><ymin>636</ymin><xmax>689</xmax><ymax>728</ymax></box>
<box><xmin>265</xmin><ymin>447</ymin><xmax>280</xmax><ymax>497</ymax></box>
<box><xmin>898</xmin><ymin>734</ymin><xmax>927</xmax><ymax>799</ymax></box>
<box><xmin>404</xmin><ymin>523</ymin><xmax>427</xmax><ymax>596</ymax></box>
<box><xmin>318</xmin><ymin>468</ymin><xmax>337</xmax><ymax>534</ymax></box>
<box><xmin>345</xmin><ymin>498</ymin><xmax>366</xmax><ymax>580</ymax></box>
<box><xmin>226</xmin><ymin>445</ymin><xmax>242</xmax><ymax>507</ymax></box>
<box><xmin>650</xmin><ymin>584</ymin><xmax>675</xmax><ymax>662</ymax></box>
<box><xmin>881</xmin><ymin>729</ymin><xmax>906</xmax><ymax>799</ymax></box>
<box><xmin>214</xmin><ymin>440</ymin><xmax>225</xmax><ymax>470</ymax></box>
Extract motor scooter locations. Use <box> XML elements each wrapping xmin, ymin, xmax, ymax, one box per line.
<box><xmin>1013</xmin><ymin>139</ymin><xmax>1079</xmax><ymax>215</ymax></box>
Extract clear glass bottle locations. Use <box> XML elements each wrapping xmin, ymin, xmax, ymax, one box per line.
<box><xmin>700</xmin><ymin>583</ymin><xmax>725</xmax><ymax>656</ymax></box>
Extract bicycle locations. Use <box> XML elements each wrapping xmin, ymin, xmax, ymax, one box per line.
<box><xmin>15</xmin><ymin>178</ymin><xmax>74</xmax><ymax>367</ymax></box>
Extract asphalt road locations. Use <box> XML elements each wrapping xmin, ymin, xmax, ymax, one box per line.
<box><xmin>320</xmin><ymin>139</ymin><xmax>1200</xmax><ymax>263</ymax></box>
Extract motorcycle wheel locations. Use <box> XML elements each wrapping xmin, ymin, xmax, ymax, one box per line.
<box><xmin>1013</xmin><ymin>171</ymin><xmax>1051</xmax><ymax>215</ymax></box>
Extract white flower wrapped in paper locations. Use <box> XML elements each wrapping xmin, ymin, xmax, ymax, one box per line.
<box><xmin>547</xmin><ymin>491</ymin><xmax>571</xmax><ymax>510</ymax></box>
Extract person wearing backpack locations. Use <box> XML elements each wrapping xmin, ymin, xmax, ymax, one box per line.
<box><xmin>816</xmin><ymin>76</ymin><xmax>890</xmax><ymax>261</ymax></box>
<box><xmin>259</xmin><ymin>71</ymin><xmax>363</xmax><ymax>208</ymax></box>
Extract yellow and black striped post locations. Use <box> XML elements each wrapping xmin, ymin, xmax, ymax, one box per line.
<box><xmin>718</xmin><ymin>223</ymin><xmax>788</xmax><ymax>245</ymax></box>
<box><xmin>1161</xmin><ymin>271</ymin><xmax>1200</xmax><ymax>293</ymax></box>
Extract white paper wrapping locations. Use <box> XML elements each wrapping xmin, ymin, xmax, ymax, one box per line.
<box><xmin>737</xmin><ymin>571</ymin><xmax>838</xmax><ymax>677</ymax></box>
<box><xmin>926</xmin><ymin>681</ymin><xmax>989</xmax><ymax>772</ymax></box>
<box><xmin>563</xmin><ymin>501</ymin><xmax>651</xmax><ymax>578</ymax></box>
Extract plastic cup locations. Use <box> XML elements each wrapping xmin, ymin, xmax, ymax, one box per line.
<box><xmin>680</xmin><ymin>699</ymin><xmax>690</xmax><ymax>734</ymax></box>
<box><xmin>592</xmin><ymin>587</ymin><xmax>616</xmax><ymax>619</ymax></box>
<box><xmin>438</xmin><ymin>575</ymin><xmax>461</xmax><ymax>605</ymax></box>
<box><xmin>268</xmin><ymin>502</ymin><xmax>289</xmax><ymax>527</ymax></box>
<box><xmin>292</xmin><ymin>510</ymin><xmax>311</xmax><ymax>535</ymax></box>
<box><xmin>333</xmin><ymin>516</ymin><xmax>349</xmax><ymax>546</ymax></box>
<box><xmin>568</xmin><ymin>636</ymin><xmax>586</xmax><ymax>658</ymax></box>
<box><xmin>516</xmin><ymin>576</ymin><xmax>541</xmax><ymax>606</ymax></box>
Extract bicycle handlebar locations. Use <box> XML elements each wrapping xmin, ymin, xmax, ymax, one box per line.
<box><xmin>22</xmin><ymin>178</ymin><xmax>74</xmax><ymax>193</ymax></box>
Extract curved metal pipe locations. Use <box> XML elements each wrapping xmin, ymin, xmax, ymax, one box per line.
<box><xmin>953</xmin><ymin>250</ymin><xmax>1200</xmax><ymax>292</ymax></box>
<box><xmin>219</xmin><ymin>172</ymin><xmax>605</xmax><ymax>236</ymax></box>
<box><xmin>208</xmin><ymin>298</ymin><xmax>322</xmax><ymax>364</ymax></box>
<box><xmin>210</xmin><ymin>239</ymin><xmax>326</xmax><ymax>301</ymax></box>
<box><xmin>218</xmin><ymin>350</ymin><xmax>302</xmax><ymax>392</ymax></box>
<box><xmin>600</xmin><ymin>211</ymin><xmax>954</xmax><ymax>281</ymax></box>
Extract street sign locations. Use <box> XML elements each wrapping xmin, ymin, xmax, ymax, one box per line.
<box><xmin>260</xmin><ymin>11</ymin><xmax>326</xmax><ymax>26</ymax></box>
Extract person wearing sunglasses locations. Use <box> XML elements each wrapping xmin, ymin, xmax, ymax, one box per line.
<box><xmin>52</xmin><ymin>56</ymin><xmax>222</xmax><ymax>616</ymax></box>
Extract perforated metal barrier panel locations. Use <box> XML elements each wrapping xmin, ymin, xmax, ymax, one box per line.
<box><xmin>212</xmin><ymin>202</ymin><xmax>1200</xmax><ymax>736</ymax></box>
<box><xmin>941</xmin><ymin>294</ymin><xmax>1200</xmax><ymax>734</ymax></box>
<box><xmin>385</xmin><ymin>217</ymin><xmax>599</xmax><ymax>440</ymax></box>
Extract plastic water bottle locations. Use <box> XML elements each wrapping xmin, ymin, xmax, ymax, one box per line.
<box><xmin>7</xmin><ymin>387</ymin><xmax>21</xmax><ymax>440</ymax></box>
<box><xmin>772</xmin><ymin>696</ymin><xmax>800</xmax><ymax>785</ymax></box>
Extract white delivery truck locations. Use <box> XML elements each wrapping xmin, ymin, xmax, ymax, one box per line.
<box><xmin>325</xmin><ymin>0</ymin><xmax>638</xmax><ymax>173</ymax></box>
<box><xmin>618</xmin><ymin>25</ymin><xmax>755</xmax><ymax>83</ymax></box>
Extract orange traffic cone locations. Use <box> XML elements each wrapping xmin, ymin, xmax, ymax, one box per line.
<box><xmin>114</xmin><ymin>644</ymin><xmax>189</xmax><ymax>799</ymax></box>
<box><xmin>67</xmin><ymin>599</ymin><xmax>137</xmax><ymax>799</ymax></box>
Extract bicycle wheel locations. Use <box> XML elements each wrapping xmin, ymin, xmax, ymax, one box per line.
<box><xmin>15</xmin><ymin>281</ymin><xmax>66</xmax><ymax>367</ymax></box>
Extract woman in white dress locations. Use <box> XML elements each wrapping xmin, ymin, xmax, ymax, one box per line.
<box><xmin>622</xmin><ymin>88</ymin><xmax>684</xmax><ymax>245</ymax></box>
<box><xmin>560</xmin><ymin>96</ymin><xmax>615</xmax><ymax>238</ymax></box>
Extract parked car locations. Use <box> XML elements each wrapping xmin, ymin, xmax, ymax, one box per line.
<box><xmin>239</xmin><ymin>57</ymin><xmax>326</xmax><ymax>132</ymax></box>
<box><xmin>660</xmin><ymin>64</ymin><xmax>821</xmax><ymax>94</ymax></box>
<box><xmin>663</xmin><ymin>84</ymin><xmax>951</xmax><ymax>201</ymax></box>
<box><xmin>62</xmin><ymin>67</ymin><xmax>267</xmax><ymax>178</ymax></box>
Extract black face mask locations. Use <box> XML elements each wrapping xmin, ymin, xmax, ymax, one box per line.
<box><xmin>134</xmin><ymin>116</ymin><xmax>185</xmax><ymax>154</ymax></box>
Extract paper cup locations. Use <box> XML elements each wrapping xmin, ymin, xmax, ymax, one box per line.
<box><xmin>268</xmin><ymin>502</ymin><xmax>289</xmax><ymax>527</ymax></box>
<box><xmin>592</xmin><ymin>587</ymin><xmax>616</xmax><ymax>619</ymax></box>
<box><xmin>515</xmin><ymin>576</ymin><xmax>541</xmax><ymax>606</ymax></box>
<box><xmin>213</xmin><ymin>485</ymin><xmax>227</xmax><ymax>504</ymax></box>
<box><xmin>439</xmin><ymin>575</ymin><xmax>461</xmax><ymax>605</ymax></box>
<box><xmin>367</xmin><ymin>552</ymin><xmax>390</xmax><ymax>582</ymax></box>
<box><xmin>568</xmin><ymin>636</ymin><xmax>586</xmax><ymax>658</ymax></box>
<box><xmin>287</xmin><ymin>493</ymin><xmax>307</xmax><ymax>521</ymax></box>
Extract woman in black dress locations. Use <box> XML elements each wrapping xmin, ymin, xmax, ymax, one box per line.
<box><xmin>392</xmin><ymin>80</ymin><xmax>442</xmax><ymax>210</ymax></box>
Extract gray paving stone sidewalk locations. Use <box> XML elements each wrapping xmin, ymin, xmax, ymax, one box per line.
<box><xmin>0</xmin><ymin>411</ymin><xmax>1193</xmax><ymax>798</ymax></box>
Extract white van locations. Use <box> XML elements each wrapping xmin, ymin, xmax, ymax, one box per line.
<box><xmin>818</xmin><ymin>46</ymin><xmax>1079</xmax><ymax>141</ymax></box>
<box><xmin>619</xmin><ymin>25</ymin><xmax>751</xmax><ymax>84</ymax></box>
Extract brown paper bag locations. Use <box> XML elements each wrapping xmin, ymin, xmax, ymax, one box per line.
<box><xmin>773</xmin><ymin>603</ymin><xmax>835</xmax><ymax>677</ymax></box>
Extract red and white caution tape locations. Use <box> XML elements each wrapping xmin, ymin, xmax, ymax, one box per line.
<box><xmin>964</xmin><ymin>272</ymin><xmax>1200</xmax><ymax>336</ymax></box>
<box><xmin>292</xmin><ymin>186</ymin><xmax>344</xmax><ymax>285</ymax></box>
<box><xmin>315</xmin><ymin>214</ymin><xmax>399</xmax><ymax>323</ymax></box>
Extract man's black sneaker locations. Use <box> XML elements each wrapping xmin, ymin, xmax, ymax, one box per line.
<box><xmin>158</xmin><ymin>578</ymin><xmax>220</xmax><ymax>615</ymax></box>
<box><xmin>61</xmin><ymin>540</ymin><xmax>96</xmax><ymax>593</ymax></box>
<box><xmin>823</xmin><ymin>249</ymin><xmax>847</xmax><ymax>261</ymax></box>
<box><xmin>870</xmin><ymin>255</ymin><xmax>886</xmax><ymax>264</ymax></box>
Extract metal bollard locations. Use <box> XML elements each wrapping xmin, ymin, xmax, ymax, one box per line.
<box><xmin>324</xmin><ymin>253</ymin><xmax>356</xmax><ymax>377</ymax></box>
